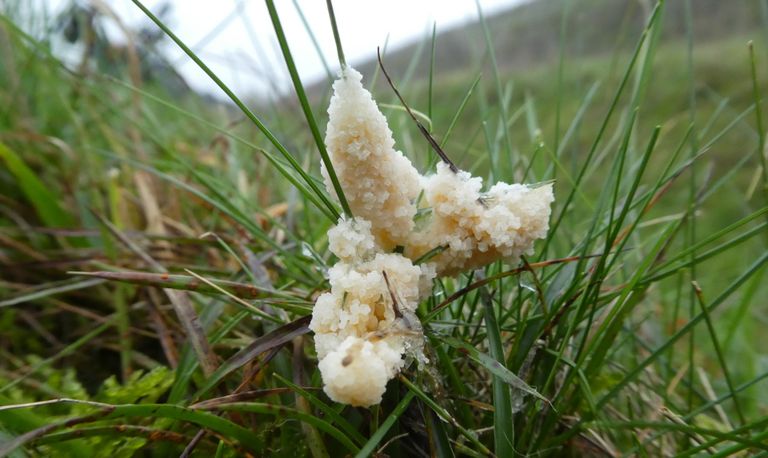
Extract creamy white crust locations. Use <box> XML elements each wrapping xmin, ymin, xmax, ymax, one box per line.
<box><xmin>311</xmin><ymin>67</ymin><xmax>554</xmax><ymax>407</ymax></box>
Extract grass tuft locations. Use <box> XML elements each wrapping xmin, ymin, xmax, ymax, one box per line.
<box><xmin>1</xmin><ymin>0</ymin><xmax>766</xmax><ymax>456</ymax></box>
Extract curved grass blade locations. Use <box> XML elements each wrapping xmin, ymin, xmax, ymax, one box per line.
<box><xmin>440</xmin><ymin>335</ymin><xmax>549</xmax><ymax>405</ymax></box>
<box><xmin>130</xmin><ymin>0</ymin><xmax>340</xmax><ymax>221</ymax></box>
<box><xmin>194</xmin><ymin>315</ymin><xmax>311</xmax><ymax>399</ymax></box>
<box><xmin>33</xmin><ymin>425</ymin><xmax>193</xmax><ymax>448</ymax></box>
<box><xmin>0</xmin><ymin>141</ymin><xmax>75</xmax><ymax>230</ymax></box>
<box><xmin>202</xmin><ymin>402</ymin><xmax>359</xmax><ymax>453</ymax></box>
<box><xmin>99</xmin><ymin>404</ymin><xmax>265</xmax><ymax>450</ymax></box>
<box><xmin>273</xmin><ymin>373</ymin><xmax>366</xmax><ymax>447</ymax></box>
<box><xmin>0</xmin><ymin>401</ymin><xmax>265</xmax><ymax>455</ymax></box>
<box><xmin>265</xmin><ymin>0</ymin><xmax>352</xmax><ymax>218</ymax></box>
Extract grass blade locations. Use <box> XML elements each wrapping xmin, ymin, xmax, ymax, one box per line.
<box><xmin>354</xmin><ymin>391</ymin><xmax>415</xmax><ymax>458</ymax></box>
<box><xmin>194</xmin><ymin>316</ymin><xmax>311</xmax><ymax>399</ymax></box>
<box><xmin>0</xmin><ymin>141</ymin><xmax>75</xmax><ymax>230</ymax></box>
<box><xmin>202</xmin><ymin>402</ymin><xmax>359</xmax><ymax>453</ymax></box>
<box><xmin>480</xmin><ymin>287</ymin><xmax>514</xmax><ymax>457</ymax></box>
<box><xmin>130</xmin><ymin>0</ymin><xmax>341</xmax><ymax>221</ymax></box>
<box><xmin>265</xmin><ymin>0</ymin><xmax>352</xmax><ymax>218</ymax></box>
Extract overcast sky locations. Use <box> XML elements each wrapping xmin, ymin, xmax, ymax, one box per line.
<box><xmin>43</xmin><ymin>0</ymin><xmax>525</xmax><ymax>98</ymax></box>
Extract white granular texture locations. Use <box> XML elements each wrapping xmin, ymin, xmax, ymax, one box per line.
<box><xmin>328</xmin><ymin>217</ymin><xmax>377</xmax><ymax>262</ymax></box>
<box><xmin>408</xmin><ymin>162</ymin><xmax>555</xmax><ymax>276</ymax></box>
<box><xmin>310</xmin><ymin>251</ymin><xmax>428</xmax><ymax>347</ymax></box>
<box><xmin>310</xmin><ymin>218</ymin><xmax>434</xmax><ymax>406</ymax></box>
<box><xmin>322</xmin><ymin>67</ymin><xmax>421</xmax><ymax>250</ymax></box>
<box><xmin>318</xmin><ymin>336</ymin><xmax>405</xmax><ymax>407</ymax></box>
<box><xmin>312</xmin><ymin>66</ymin><xmax>554</xmax><ymax>407</ymax></box>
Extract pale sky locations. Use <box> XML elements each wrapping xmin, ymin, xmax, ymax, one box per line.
<box><xmin>42</xmin><ymin>0</ymin><xmax>525</xmax><ymax>98</ymax></box>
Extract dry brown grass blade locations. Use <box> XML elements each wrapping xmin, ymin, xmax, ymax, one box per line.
<box><xmin>234</xmin><ymin>346</ymin><xmax>282</xmax><ymax>393</ymax></box>
<box><xmin>147</xmin><ymin>292</ymin><xmax>180</xmax><ymax>368</ymax></box>
<box><xmin>376</xmin><ymin>47</ymin><xmax>458</xmax><ymax>173</ymax></box>
<box><xmin>88</xmin><ymin>212</ymin><xmax>218</xmax><ymax>376</ymax></box>
<box><xmin>382</xmin><ymin>270</ymin><xmax>403</xmax><ymax>319</ymax></box>
<box><xmin>0</xmin><ymin>233</ymin><xmax>47</xmax><ymax>261</ymax></box>
<box><xmin>194</xmin><ymin>315</ymin><xmax>312</xmax><ymax>399</ymax></box>
<box><xmin>166</xmin><ymin>289</ymin><xmax>218</xmax><ymax>376</ymax></box>
<box><xmin>190</xmin><ymin>388</ymin><xmax>293</xmax><ymax>410</ymax></box>
<box><xmin>49</xmin><ymin>298</ymin><xmax>156</xmax><ymax>339</ymax></box>
<box><xmin>69</xmin><ymin>270</ymin><xmax>273</xmax><ymax>297</ymax></box>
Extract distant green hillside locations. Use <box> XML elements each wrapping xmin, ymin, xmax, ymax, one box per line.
<box><xmin>351</xmin><ymin>0</ymin><xmax>767</xmax><ymax>85</ymax></box>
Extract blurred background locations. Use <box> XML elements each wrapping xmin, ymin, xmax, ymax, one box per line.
<box><xmin>23</xmin><ymin>0</ymin><xmax>526</xmax><ymax>98</ymax></box>
<box><xmin>15</xmin><ymin>0</ymin><xmax>768</xmax><ymax>98</ymax></box>
<box><xmin>2</xmin><ymin>0</ymin><xmax>767</xmax><ymax>391</ymax></box>
<box><xmin>1</xmin><ymin>0</ymin><xmax>767</xmax><ymax>455</ymax></box>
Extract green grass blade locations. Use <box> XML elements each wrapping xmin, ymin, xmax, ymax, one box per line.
<box><xmin>129</xmin><ymin>0</ymin><xmax>341</xmax><ymax>221</ymax></box>
<box><xmin>0</xmin><ymin>141</ymin><xmax>74</xmax><ymax>230</ymax></box>
<box><xmin>273</xmin><ymin>373</ymin><xmax>366</xmax><ymax>447</ymax></box>
<box><xmin>598</xmin><ymin>251</ymin><xmax>768</xmax><ymax>409</ymax></box>
<box><xmin>480</xmin><ymin>287</ymin><xmax>513</xmax><ymax>456</ymax></box>
<box><xmin>691</xmin><ymin>282</ymin><xmax>746</xmax><ymax>425</ymax></box>
<box><xmin>325</xmin><ymin>0</ymin><xmax>346</xmax><ymax>68</ymax></box>
<box><xmin>440</xmin><ymin>335</ymin><xmax>547</xmax><ymax>404</ymax></box>
<box><xmin>206</xmin><ymin>402</ymin><xmax>359</xmax><ymax>453</ymax></box>
<box><xmin>265</xmin><ymin>0</ymin><xmax>352</xmax><ymax>218</ymax></box>
<box><xmin>355</xmin><ymin>391</ymin><xmax>415</xmax><ymax>458</ymax></box>
<box><xmin>544</xmin><ymin>1</ymin><xmax>662</xmax><ymax>252</ymax></box>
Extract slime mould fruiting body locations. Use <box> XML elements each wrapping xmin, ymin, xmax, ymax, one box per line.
<box><xmin>310</xmin><ymin>66</ymin><xmax>554</xmax><ymax>407</ymax></box>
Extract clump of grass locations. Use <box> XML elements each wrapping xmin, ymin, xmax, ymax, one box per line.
<box><xmin>0</xmin><ymin>0</ymin><xmax>767</xmax><ymax>456</ymax></box>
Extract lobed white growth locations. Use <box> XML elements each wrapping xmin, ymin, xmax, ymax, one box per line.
<box><xmin>322</xmin><ymin>67</ymin><xmax>421</xmax><ymax>250</ymax></box>
<box><xmin>310</xmin><ymin>218</ymin><xmax>434</xmax><ymax>406</ymax></box>
<box><xmin>311</xmin><ymin>66</ymin><xmax>554</xmax><ymax>406</ymax></box>
<box><xmin>317</xmin><ymin>336</ymin><xmax>405</xmax><ymax>407</ymax></box>
<box><xmin>408</xmin><ymin>163</ymin><xmax>555</xmax><ymax>276</ymax></box>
